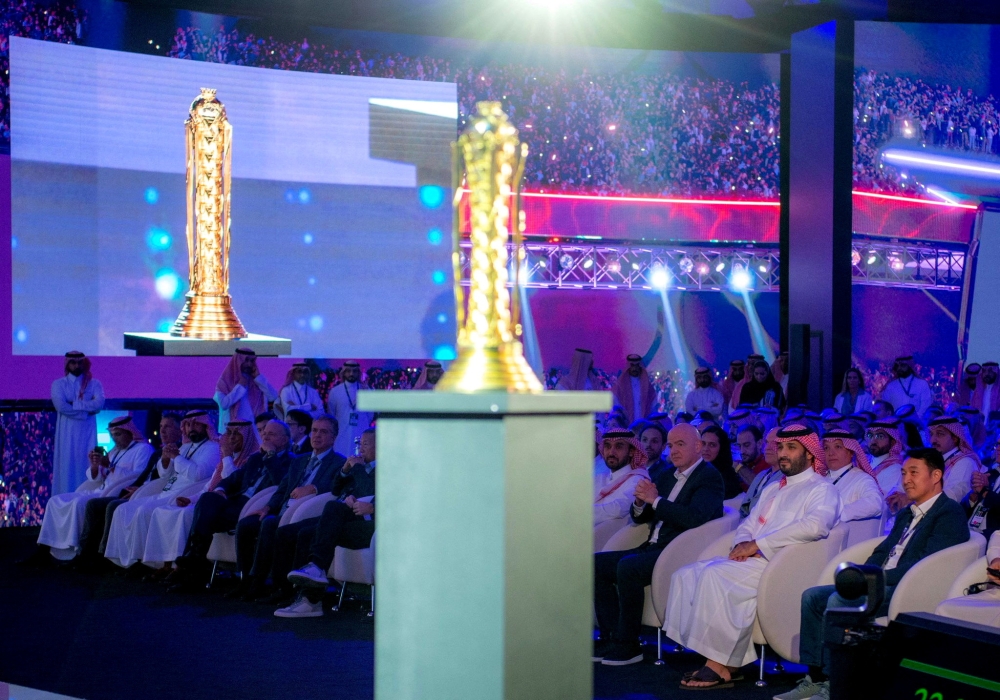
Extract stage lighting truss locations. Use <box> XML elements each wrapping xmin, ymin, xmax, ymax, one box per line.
<box><xmin>458</xmin><ymin>241</ymin><xmax>780</xmax><ymax>291</ymax></box>
<box><xmin>850</xmin><ymin>236</ymin><xmax>965</xmax><ymax>291</ymax></box>
<box><xmin>457</xmin><ymin>236</ymin><xmax>966</xmax><ymax>292</ymax></box>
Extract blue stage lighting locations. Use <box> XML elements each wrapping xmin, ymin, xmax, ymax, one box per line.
<box><xmin>427</xmin><ymin>228</ymin><xmax>444</xmax><ymax>245</ymax></box>
<box><xmin>154</xmin><ymin>269</ymin><xmax>181</xmax><ymax>300</ymax></box>
<box><xmin>432</xmin><ymin>270</ymin><xmax>447</xmax><ymax>284</ymax></box>
<box><xmin>309</xmin><ymin>315</ymin><xmax>324</xmax><ymax>331</ymax></box>
<box><xmin>156</xmin><ymin>319</ymin><xmax>173</xmax><ymax>333</ymax></box>
<box><xmin>730</xmin><ymin>266</ymin><xmax>753</xmax><ymax>292</ymax></box>
<box><xmin>650</xmin><ymin>266</ymin><xmax>669</xmax><ymax>290</ymax></box>
<box><xmin>144</xmin><ymin>187</ymin><xmax>159</xmax><ymax>205</ymax></box>
<box><xmin>303</xmin><ymin>233</ymin><xmax>314</xmax><ymax>245</ymax></box>
<box><xmin>433</xmin><ymin>344</ymin><xmax>457</xmax><ymax>361</ymax></box>
<box><xmin>146</xmin><ymin>227</ymin><xmax>172</xmax><ymax>251</ymax></box>
<box><xmin>11</xmin><ymin>236</ymin><xmax>18</xmax><ymax>249</ymax></box>
<box><xmin>14</xmin><ymin>327</ymin><xmax>28</xmax><ymax>344</ymax></box>
<box><xmin>298</xmin><ymin>189</ymin><xmax>311</xmax><ymax>204</ymax></box>
<box><xmin>420</xmin><ymin>185</ymin><xmax>446</xmax><ymax>209</ymax></box>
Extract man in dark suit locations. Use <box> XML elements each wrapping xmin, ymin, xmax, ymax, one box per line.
<box><xmin>74</xmin><ymin>414</ymin><xmax>182</xmax><ymax>570</ymax></box>
<box><xmin>594</xmin><ymin>423</ymin><xmax>726</xmax><ymax>666</ymax></box>
<box><xmin>231</xmin><ymin>414</ymin><xmax>346</xmax><ymax>601</ymax></box>
<box><xmin>274</xmin><ymin>427</ymin><xmax>378</xmax><ymax>617</ymax></box>
<box><xmin>638</xmin><ymin>422</ymin><xmax>671</xmax><ymax>483</ymax></box>
<box><xmin>782</xmin><ymin>447</ymin><xmax>971</xmax><ymax>700</ymax></box>
<box><xmin>963</xmin><ymin>437</ymin><xmax>1000</xmax><ymax>540</ymax></box>
<box><xmin>167</xmin><ymin>419</ymin><xmax>293</xmax><ymax>591</ymax></box>
<box><xmin>285</xmin><ymin>409</ymin><xmax>313</xmax><ymax>455</ymax></box>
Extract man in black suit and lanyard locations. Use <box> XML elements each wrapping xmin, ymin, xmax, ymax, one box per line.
<box><xmin>780</xmin><ymin>447</ymin><xmax>970</xmax><ymax>700</ymax></box>
<box><xmin>594</xmin><ymin>423</ymin><xmax>726</xmax><ymax>666</ymax></box>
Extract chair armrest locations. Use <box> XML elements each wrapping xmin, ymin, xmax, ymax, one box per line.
<box><xmin>601</xmin><ymin>523</ymin><xmax>650</xmax><ymax>552</ymax></box>
<box><xmin>239</xmin><ymin>485</ymin><xmax>279</xmax><ymax>520</ymax></box>
<box><xmin>888</xmin><ymin>533</ymin><xmax>987</xmax><ymax>621</ymax></box>
<box><xmin>697</xmin><ymin>530</ymin><xmax>735</xmax><ymax>561</ymax></box>
<box><xmin>817</xmin><ymin>537</ymin><xmax>884</xmax><ymax>586</ymax></box>
<box><xmin>290</xmin><ymin>492</ymin><xmax>337</xmax><ymax>524</ymax></box>
<box><xmin>130</xmin><ymin>477</ymin><xmax>168</xmax><ymax>500</ymax></box>
<box><xmin>946</xmin><ymin>556</ymin><xmax>990</xmax><ymax>599</ymax></box>
<box><xmin>593</xmin><ymin>519</ymin><xmax>628</xmax><ymax>553</ymax></box>
<box><xmin>279</xmin><ymin>493</ymin><xmax>316</xmax><ymax>526</ymax></box>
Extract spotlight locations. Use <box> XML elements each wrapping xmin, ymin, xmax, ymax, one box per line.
<box><xmin>715</xmin><ymin>262</ymin><xmax>726</xmax><ymax>273</ymax></box>
<box><xmin>608</xmin><ymin>260</ymin><xmax>621</xmax><ymax>273</ymax></box>
<box><xmin>889</xmin><ymin>253</ymin><xmax>905</xmax><ymax>272</ymax></box>
<box><xmin>559</xmin><ymin>253</ymin><xmax>574</xmax><ymax>269</ymax></box>
<box><xmin>650</xmin><ymin>267</ymin><xmax>669</xmax><ymax>290</ymax></box>
<box><xmin>583</xmin><ymin>258</ymin><xmax>594</xmax><ymax>269</ymax></box>
<box><xmin>678</xmin><ymin>257</ymin><xmax>694</xmax><ymax>274</ymax></box>
<box><xmin>730</xmin><ymin>265</ymin><xmax>753</xmax><ymax>292</ymax></box>
<box><xmin>851</xmin><ymin>250</ymin><xmax>861</xmax><ymax>266</ymax></box>
<box><xmin>867</xmin><ymin>251</ymin><xmax>877</xmax><ymax>265</ymax></box>
<box><xmin>696</xmin><ymin>262</ymin><xmax>710</xmax><ymax>276</ymax></box>
<box><xmin>758</xmin><ymin>263</ymin><xmax>768</xmax><ymax>273</ymax></box>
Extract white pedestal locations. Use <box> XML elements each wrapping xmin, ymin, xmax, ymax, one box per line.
<box><xmin>358</xmin><ymin>391</ymin><xmax>611</xmax><ymax>700</ymax></box>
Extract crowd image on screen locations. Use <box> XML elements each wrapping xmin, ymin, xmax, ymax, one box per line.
<box><xmin>0</xmin><ymin>412</ymin><xmax>55</xmax><ymax>527</ymax></box>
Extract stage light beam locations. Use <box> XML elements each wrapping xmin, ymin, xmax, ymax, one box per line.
<box><xmin>651</xmin><ymin>267</ymin><xmax>669</xmax><ymax>290</ymax></box>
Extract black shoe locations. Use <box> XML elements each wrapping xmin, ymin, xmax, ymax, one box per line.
<box><xmin>592</xmin><ymin>638</ymin><xmax>615</xmax><ymax>662</ymax></box>
<box><xmin>600</xmin><ymin>642</ymin><xmax>644</xmax><ymax>666</ymax></box>
<box><xmin>256</xmin><ymin>587</ymin><xmax>294</xmax><ymax>606</ymax></box>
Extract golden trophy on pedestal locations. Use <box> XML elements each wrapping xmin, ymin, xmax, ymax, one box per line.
<box><xmin>435</xmin><ymin>102</ymin><xmax>543</xmax><ymax>393</ymax></box>
<box><xmin>170</xmin><ymin>88</ymin><xmax>248</xmax><ymax>340</ymax></box>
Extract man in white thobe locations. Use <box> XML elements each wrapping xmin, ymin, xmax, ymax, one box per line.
<box><xmin>665</xmin><ymin>425</ymin><xmax>841</xmax><ymax>689</ymax></box>
<box><xmin>326</xmin><ymin>361</ymin><xmax>373</xmax><ymax>456</ymax></box>
<box><xmin>104</xmin><ymin>411</ymin><xmax>220</xmax><ymax>568</ymax></box>
<box><xmin>142</xmin><ymin>420</ymin><xmax>260</xmax><ymax>569</ymax></box>
<box><xmin>880</xmin><ymin>355</ymin><xmax>932</xmax><ymax>417</ymax></box>
<box><xmin>36</xmin><ymin>416</ymin><xmax>153</xmax><ymax>557</ymax></box>
<box><xmin>822</xmin><ymin>429</ymin><xmax>883</xmax><ymax>522</ymax></box>
<box><xmin>685</xmin><ymin>367</ymin><xmax>726</xmax><ymax>419</ymax></box>
<box><xmin>594</xmin><ymin>430</ymin><xmax>649</xmax><ymax>526</ymax></box>
<box><xmin>277</xmin><ymin>363</ymin><xmax>323</xmax><ymax>419</ymax></box>
<box><xmin>50</xmin><ymin>351</ymin><xmax>105</xmax><ymax>495</ymax></box>
<box><xmin>928</xmin><ymin>416</ymin><xmax>980</xmax><ymax>503</ymax></box>
<box><xmin>214</xmin><ymin>349</ymin><xmax>278</xmax><ymax>434</ymax></box>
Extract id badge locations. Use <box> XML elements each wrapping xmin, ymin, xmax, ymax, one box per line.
<box><xmin>970</xmin><ymin>508</ymin><xmax>988</xmax><ymax>531</ymax></box>
<box><xmin>349</xmin><ymin>411</ymin><xmax>360</xmax><ymax>427</ymax></box>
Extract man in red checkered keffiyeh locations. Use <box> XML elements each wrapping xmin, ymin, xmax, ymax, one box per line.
<box><xmin>775</xmin><ymin>424</ymin><xmax>829</xmax><ymax>477</ymax></box>
<box><xmin>594</xmin><ymin>429</ymin><xmax>649</xmax><ymax>524</ymax></box>
<box><xmin>821</xmin><ymin>429</ymin><xmax>883</xmax><ymax>522</ymax></box>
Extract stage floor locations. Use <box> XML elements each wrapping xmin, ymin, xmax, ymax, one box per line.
<box><xmin>0</xmin><ymin>528</ymin><xmax>797</xmax><ymax>700</ymax></box>
<box><xmin>2</xmin><ymin>684</ymin><xmax>84</xmax><ymax>700</ymax></box>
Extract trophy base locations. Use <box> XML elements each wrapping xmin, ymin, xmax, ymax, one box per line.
<box><xmin>434</xmin><ymin>341</ymin><xmax>544</xmax><ymax>394</ymax></box>
<box><xmin>123</xmin><ymin>332</ymin><xmax>291</xmax><ymax>357</ymax></box>
<box><xmin>170</xmin><ymin>293</ymin><xmax>248</xmax><ymax>340</ymax></box>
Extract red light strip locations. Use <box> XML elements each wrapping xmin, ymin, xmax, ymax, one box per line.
<box><xmin>460</xmin><ymin>189</ymin><xmax>978</xmax><ymax>210</ymax></box>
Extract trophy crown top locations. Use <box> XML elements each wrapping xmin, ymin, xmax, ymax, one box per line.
<box><xmin>466</xmin><ymin>101</ymin><xmax>518</xmax><ymax>140</ymax></box>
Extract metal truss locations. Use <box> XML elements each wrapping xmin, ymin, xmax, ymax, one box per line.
<box><xmin>850</xmin><ymin>236</ymin><xmax>965</xmax><ymax>291</ymax></box>
<box><xmin>457</xmin><ymin>236</ymin><xmax>966</xmax><ymax>292</ymax></box>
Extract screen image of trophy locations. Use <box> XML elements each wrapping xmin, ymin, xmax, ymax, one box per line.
<box><xmin>124</xmin><ymin>89</ymin><xmax>290</xmax><ymax>356</ymax></box>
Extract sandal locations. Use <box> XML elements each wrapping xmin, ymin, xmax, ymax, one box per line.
<box><xmin>680</xmin><ymin>666</ymin><xmax>735</xmax><ymax>690</ymax></box>
<box><xmin>683</xmin><ymin>670</ymin><xmax>744</xmax><ymax>682</ymax></box>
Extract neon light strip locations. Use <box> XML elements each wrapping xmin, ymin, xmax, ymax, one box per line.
<box><xmin>900</xmin><ymin>659</ymin><xmax>1000</xmax><ymax>693</ymax></box>
<box><xmin>851</xmin><ymin>190</ymin><xmax>978</xmax><ymax>210</ymax></box>
<box><xmin>461</xmin><ymin>189</ymin><xmax>977</xmax><ymax>209</ymax></box>
<box><xmin>883</xmin><ymin>149</ymin><xmax>1000</xmax><ymax>179</ymax></box>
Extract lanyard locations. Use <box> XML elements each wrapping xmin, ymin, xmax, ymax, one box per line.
<box><xmin>751</xmin><ymin>469</ymin><xmax>779</xmax><ymax>501</ymax></box>
<box><xmin>343</xmin><ymin>382</ymin><xmax>357</xmax><ymax>411</ymax></box>
<box><xmin>109</xmin><ymin>442</ymin><xmax>137</xmax><ymax>470</ymax></box>
<box><xmin>183</xmin><ymin>440</ymin><xmax>207</xmax><ymax>460</ymax></box>
<box><xmin>293</xmin><ymin>383</ymin><xmax>307</xmax><ymax>406</ymax></box>
<box><xmin>831</xmin><ymin>465</ymin><xmax>855</xmax><ymax>486</ymax></box>
<box><xmin>899</xmin><ymin>376</ymin><xmax>916</xmax><ymax>399</ymax></box>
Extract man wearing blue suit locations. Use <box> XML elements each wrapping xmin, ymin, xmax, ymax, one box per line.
<box><xmin>778</xmin><ymin>447</ymin><xmax>971</xmax><ymax>700</ymax></box>
<box><xmin>231</xmin><ymin>414</ymin><xmax>346</xmax><ymax>602</ymax></box>
<box><xmin>595</xmin><ymin>423</ymin><xmax>726</xmax><ymax>666</ymax></box>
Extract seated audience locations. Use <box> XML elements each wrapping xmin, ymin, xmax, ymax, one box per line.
<box><xmin>638</xmin><ymin>422</ymin><xmax>670</xmax><ymax>482</ymax></box>
<box><xmin>866</xmin><ymin>419</ymin><xmax>907</xmax><ymax>529</ymax></box>
<box><xmin>964</xmin><ymin>435</ymin><xmax>1000</xmax><ymax>540</ymax></box>
<box><xmin>719</xmin><ymin>360</ymin><xmax>745</xmax><ymax>408</ymax></box>
<box><xmin>104</xmin><ymin>411</ymin><xmax>221</xmax><ymax>569</ymax></box>
<box><xmin>740</xmin><ymin>427</ymin><xmax>780</xmax><ymax>519</ymax></box>
<box><xmin>593</xmin><ymin>423</ymin><xmax>724</xmax><ymax>666</ymax></box>
<box><xmin>214</xmin><ymin>349</ymin><xmax>278</xmax><ymax>434</ymax></box>
<box><xmin>230</xmin><ymin>414</ymin><xmax>345</xmax><ymax>602</ymax></box>
<box><xmin>593</xmin><ymin>430</ymin><xmax>650</xmax><ymax>526</ymax></box>
<box><xmin>556</xmin><ymin>349</ymin><xmax>596</xmax><ymax>391</ymax></box>
<box><xmin>141</xmin><ymin>421</ymin><xmax>260</xmax><ymax>574</ymax></box>
<box><xmin>699</xmin><ymin>424</ymin><xmax>745</xmax><ymax>499</ymax></box>
<box><xmin>729</xmin><ymin>359</ymin><xmax>785</xmax><ymax>411</ymax></box>
<box><xmin>935</xmin><ymin>529</ymin><xmax>1000</xmax><ymax>627</ymax></box>
<box><xmin>833</xmin><ymin>367</ymin><xmax>873</xmax><ymax>416</ymax></box>
<box><xmin>33</xmin><ymin>416</ymin><xmax>153</xmax><ymax>560</ymax></box>
<box><xmin>412</xmin><ymin>360</ymin><xmax>444</xmax><ymax>390</ymax></box>
<box><xmin>734</xmin><ymin>425</ymin><xmax>767</xmax><ymax>487</ymax></box>
<box><xmin>255</xmin><ymin>412</ymin><xmax>276</xmax><ymax>441</ymax></box>
<box><xmin>664</xmin><ymin>425</ymin><xmax>840</xmax><ymax>690</ymax></box>
<box><xmin>685</xmin><ymin>367</ymin><xmax>725</xmax><ymax>419</ymax></box>
<box><xmin>956</xmin><ymin>362</ymin><xmax>981</xmax><ymax>407</ymax></box>
<box><xmin>972</xmin><ymin>361</ymin><xmax>1000</xmax><ymax>419</ymax></box>
<box><xmin>928</xmin><ymin>416</ymin><xmax>980</xmax><ymax>503</ymax></box>
<box><xmin>285</xmin><ymin>409</ymin><xmax>313</xmax><ymax>455</ymax></box>
<box><xmin>278</xmin><ymin>363</ymin><xmax>324</xmax><ymax>418</ymax></box>
<box><xmin>783</xmin><ymin>448</ymin><xmax>970</xmax><ymax>700</ymax></box>
<box><xmin>276</xmin><ymin>428</ymin><xmax>378</xmax><ymax>618</ymax></box>
<box><xmin>821</xmin><ymin>429</ymin><xmax>883</xmax><ymax>522</ymax></box>
<box><xmin>881</xmin><ymin>356</ymin><xmax>932</xmax><ymax>417</ymax></box>
<box><xmin>872</xmin><ymin>400</ymin><xmax>894</xmax><ymax>421</ymax></box>
<box><xmin>168</xmin><ymin>419</ymin><xmax>294</xmax><ymax>591</ymax></box>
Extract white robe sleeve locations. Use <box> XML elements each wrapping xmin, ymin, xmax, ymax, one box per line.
<box><xmin>51</xmin><ymin>380</ymin><xmax>88</xmax><ymax>420</ymax></box>
<box><xmin>753</xmin><ymin>485</ymin><xmax>841</xmax><ymax>560</ymax></box>
<box><xmin>838</xmin><ymin>473</ymin><xmax>883</xmax><ymax>522</ymax></box>
<box><xmin>915</xmin><ymin>380</ymin><xmax>932</xmax><ymax>417</ymax></box>
<box><xmin>944</xmin><ymin>456</ymin><xmax>976</xmax><ymax>503</ymax></box>
<box><xmin>173</xmin><ymin>441</ymin><xmax>222</xmax><ymax>482</ymax></box>
<box><xmin>593</xmin><ymin>477</ymin><xmax>641</xmax><ymax>526</ymax></box>
<box><xmin>988</xmin><ymin>531</ymin><xmax>1000</xmax><ymax>563</ymax></box>
<box><xmin>255</xmin><ymin>374</ymin><xmax>279</xmax><ymax>403</ymax></box>
<box><xmin>215</xmin><ymin>384</ymin><xmax>247</xmax><ymax>410</ymax></box>
<box><xmin>73</xmin><ymin>379</ymin><xmax>105</xmax><ymax>414</ymax></box>
<box><xmin>220</xmin><ymin>455</ymin><xmax>238</xmax><ymax>479</ymax></box>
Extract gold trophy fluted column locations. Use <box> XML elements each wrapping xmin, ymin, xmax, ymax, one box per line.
<box><xmin>170</xmin><ymin>88</ymin><xmax>248</xmax><ymax>340</ymax></box>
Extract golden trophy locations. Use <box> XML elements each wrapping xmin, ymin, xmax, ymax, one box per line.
<box><xmin>435</xmin><ymin>102</ymin><xmax>543</xmax><ymax>393</ymax></box>
<box><xmin>170</xmin><ymin>88</ymin><xmax>248</xmax><ymax>340</ymax></box>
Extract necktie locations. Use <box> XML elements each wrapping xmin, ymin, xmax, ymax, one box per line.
<box><xmin>300</xmin><ymin>457</ymin><xmax>321</xmax><ymax>487</ymax></box>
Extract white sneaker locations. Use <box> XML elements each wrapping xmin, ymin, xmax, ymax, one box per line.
<box><xmin>273</xmin><ymin>594</ymin><xmax>323</xmax><ymax>618</ymax></box>
<box><xmin>773</xmin><ymin>677</ymin><xmax>826</xmax><ymax>700</ymax></box>
<box><xmin>287</xmin><ymin>562</ymin><xmax>328</xmax><ymax>588</ymax></box>
<box><xmin>808</xmin><ymin>682</ymin><xmax>830</xmax><ymax>700</ymax></box>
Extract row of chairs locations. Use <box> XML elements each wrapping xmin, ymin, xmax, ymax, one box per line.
<box><xmin>596</xmin><ymin>493</ymin><xmax>987</xmax><ymax>683</ymax></box>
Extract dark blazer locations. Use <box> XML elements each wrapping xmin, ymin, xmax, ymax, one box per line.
<box><xmin>291</xmin><ymin>437</ymin><xmax>312</xmax><ymax>455</ymax></box>
<box><xmin>646</xmin><ymin>457</ymin><xmax>672</xmax><ymax>484</ymax></box>
<box><xmin>962</xmin><ymin>467</ymin><xmax>1000</xmax><ymax>539</ymax></box>
<box><xmin>866</xmin><ymin>493</ymin><xmax>970</xmax><ymax>587</ymax></box>
<box><xmin>267</xmin><ymin>450</ymin><xmax>346</xmax><ymax>512</ymax></box>
<box><xmin>331</xmin><ymin>461</ymin><xmax>376</xmax><ymax>500</ymax></box>
<box><xmin>216</xmin><ymin>450</ymin><xmax>292</xmax><ymax>500</ymax></box>
<box><xmin>631</xmin><ymin>459</ymin><xmax>725</xmax><ymax>548</ymax></box>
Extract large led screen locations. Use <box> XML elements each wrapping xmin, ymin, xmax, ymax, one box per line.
<box><xmin>9</xmin><ymin>37</ymin><xmax>457</xmax><ymax>358</ymax></box>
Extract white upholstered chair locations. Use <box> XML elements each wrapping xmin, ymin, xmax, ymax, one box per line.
<box><xmin>593</xmin><ymin>519</ymin><xmax>629</xmax><ymax>553</ymax></box>
<box><xmin>844</xmin><ymin>517</ymin><xmax>881</xmax><ymax>547</ymax></box>
<box><xmin>205</xmin><ymin>485</ymin><xmax>278</xmax><ymax>586</ymax></box>
<box><xmin>332</xmin><ymin>530</ymin><xmax>376</xmax><ymax>614</ymax></box>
